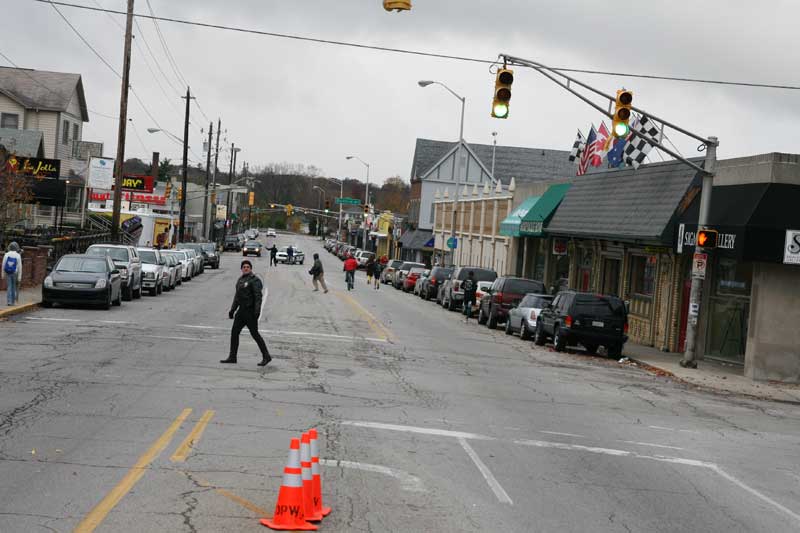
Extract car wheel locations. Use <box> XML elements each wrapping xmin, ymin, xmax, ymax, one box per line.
<box><xmin>607</xmin><ymin>344</ymin><xmax>623</xmax><ymax>358</ymax></box>
<box><xmin>504</xmin><ymin>319</ymin><xmax>514</xmax><ymax>335</ymax></box>
<box><xmin>113</xmin><ymin>289</ymin><xmax>122</xmax><ymax>306</ymax></box>
<box><xmin>42</xmin><ymin>300</ymin><xmax>53</xmax><ymax>308</ymax></box>
<box><xmin>149</xmin><ymin>287</ymin><xmax>157</xmax><ymax>296</ymax></box>
<box><xmin>477</xmin><ymin>306</ymin><xmax>487</xmax><ymax>325</ymax></box>
<box><xmin>553</xmin><ymin>326</ymin><xmax>566</xmax><ymax>352</ymax></box>
<box><xmin>133</xmin><ymin>281</ymin><xmax>142</xmax><ymax>299</ymax></box>
<box><xmin>533</xmin><ymin>321</ymin><xmax>546</xmax><ymax>346</ymax></box>
<box><xmin>103</xmin><ymin>291</ymin><xmax>112</xmax><ymax>310</ymax></box>
<box><xmin>122</xmin><ymin>284</ymin><xmax>132</xmax><ymax>301</ymax></box>
<box><xmin>584</xmin><ymin>343</ymin><xmax>599</xmax><ymax>355</ymax></box>
<box><xmin>487</xmin><ymin>308</ymin><xmax>498</xmax><ymax>329</ymax></box>
<box><xmin>520</xmin><ymin>323</ymin><xmax>532</xmax><ymax>340</ymax></box>
<box><xmin>300</xmin><ymin>260</ymin><xmax>304</xmax><ymax>265</ymax></box>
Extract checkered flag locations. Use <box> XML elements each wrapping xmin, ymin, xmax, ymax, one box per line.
<box><xmin>624</xmin><ymin>115</ymin><xmax>662</xmax><ymax>169</ymax></box>
<box><xmin>568</xmin><ymin>130</ymin><xmax>586</xmax><ymax>164</ymax></box>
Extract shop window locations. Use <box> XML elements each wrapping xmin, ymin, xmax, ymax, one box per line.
<box><xmin>714</xmin><ymin>257</ymin><xmax>752</xmax><ymax>297</ymax></box>
<box><xmin>1</xmin><ymin>113</ymin><xmax>19</xmax><ymax>129</ymax></box>
<box><xmin>629</xmin><ymin>255</ymin><xmax>656</xmax><ymax>296</ymax></box>
<box><xmin>62</xmin><ymin>120</ymin><xmax>70</xmax><ymax>144</ymax></box>
<box><xmin>73</xmin><ymin>123</ymin><xmax>80</xmax><ymax>142</ymax></box>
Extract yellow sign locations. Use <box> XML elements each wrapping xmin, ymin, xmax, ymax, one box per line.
<box><xmin>248</xmin><ymin>191</ymin><xmax>255</xmax><ymax>206</ymax></box>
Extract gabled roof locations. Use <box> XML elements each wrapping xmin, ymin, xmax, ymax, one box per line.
<box><xmin>0</xmin><ymin>67</ymin><xmax>89</xmax><ymax>122</ymax></box>
<box><xmin>409</xmin><ymin>138</ymin><xmax>455</xmax><ymax>181</ymax></box>
<box><xmin>0</xmin><ymin>127</ymin><xmax>44</xmax><ymax>157</ymax></box>
<box><xmin>546</xmin><ymin>159</ymin><xmax>703</xmax><ymax>244</ymax></box>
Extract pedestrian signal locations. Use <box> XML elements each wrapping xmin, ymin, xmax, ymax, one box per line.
<box><xmin>383</xmin><ymin>0</ymin><xmax>411</xmax><ymax>11</ymax></box>
<box><xmin>177</xmin><ymin>187</ymin><xmax>183</xmax><ymax>201</ymax></box>
<box><xmin>164</xmin><ymin>181</ymin><xmax>172</xmax><ymax>198</ymax></box>
<box><xmin>491</xmin><ymin>68</ymin><xmax>514</xmax><ymax>119</ymax></box>
<box><xmin>612</xmin><ymin>89</ymin><xmax>633</xmax><ymax>138</ymax></box>
<box><xmin>696</xmin><ymin>229</ymin><xmax>718</xmax><ymax>249</ymax></box>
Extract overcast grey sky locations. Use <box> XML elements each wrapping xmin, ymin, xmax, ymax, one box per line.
<box><xmin>3</xmin><ymin>0</ymin><xmax>799</xmax><ymax>184</ymax></box>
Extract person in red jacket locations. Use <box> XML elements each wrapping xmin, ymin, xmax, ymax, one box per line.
<box><xmin>343</xmin><ymin>254</ymin><xmax>358</xmax><ymax>291</ymax></box>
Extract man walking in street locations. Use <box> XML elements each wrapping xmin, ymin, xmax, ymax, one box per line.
<box><xmin>2</xmin><ymin>242</ymin><xmax>22</xmax><ymax>306</ymax></box>
<box><xmin>462</xmin><ymin>270</ymin><xmax>477</xmax><ymax>323</ymax></box>
<box><xmin>269</xmin><ymin>244</ymin><xmax>278</xmax><ymax>267</ymax></box>
<box><xmin>286</xmin><ymin>244</ymin><xmax>295</xmax><ymax>265</ymax></box>
<box><xmin>310</xmin><ymin>253</ymin><xmax>328</xmax><ymax>293</ymax></box>
<box><xmin>221</xmin><ymin>259</ymin><xmax>271</xmax><ymax>366</ymax></box>
<box><xmin>343</xmin><ymin>253</ymin><xmax>358</xmax><ymax>291</ymax></box>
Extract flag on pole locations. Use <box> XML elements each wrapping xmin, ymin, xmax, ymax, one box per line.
<box><xmin>591</xmin><ymin>122</ymin><xmax>610</xmax><ymax>166</ymax></box>
<box><xmin>624</xmin><ymin>115</ymin><xmax>662</xmax><ymax>169</ymax></box>
<box><xmin>568</xmin><ymin>130</ymin><xmax>586</xmax><ymax>164</ymax></box>
<box><xmin>606</xmin><ymin>137</ymin><xmax>627</xmax><ymax>167</ymax></box>
<box><xmin>577</xmin><ymin>125</ymin><xmax>597</xmax><ymax>176</ymax></box>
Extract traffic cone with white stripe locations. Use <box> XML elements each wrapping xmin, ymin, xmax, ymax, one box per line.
<box><xmin>301</xmin><ymin>432</ymin><xmax>323</xmax><ymax>522</ymax></box>
<box><xmin>308</xmin><ymin>428</ymin><xmax>332</xmax><ymax>518</ymax></box>
<box><xmin>260</xmin><ymin>438</ymin><xmax>318</xmax><ymax>531</ymax></box>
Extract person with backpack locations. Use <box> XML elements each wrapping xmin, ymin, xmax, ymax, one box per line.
<box><xmin>309</xmin><ymin>253</ymin><xmax>328</xmax><ymax>293</ymax></box>
<box><xmin>462</xmin><ymin>270</ymin><xmax>477</xmax><ymax>323</ymax></box>
<box><xmin>2</xmin><ymin>242</ymin><xmax>22</xmax><ymax>306</ymax></box>
<box><xmin>343</xmin><ymin>253</ymin><xmax>358</xmax><ymax>291</ymax></box>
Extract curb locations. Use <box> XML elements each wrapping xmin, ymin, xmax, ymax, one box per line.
<box><xmin>0</xmin><ymin>302</ymin><xmax>41</xmax><ymax>320</ymax></box>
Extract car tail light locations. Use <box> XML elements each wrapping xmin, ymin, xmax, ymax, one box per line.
<box><xmin>529</xmin><ymin>310</ymin><xmax>537</xmax><ymax>320</ymax></box>
<box><xmin>565</xmin><ymin>315</ymin><xmax>573</xmax><ymax>327</ymax></box>
<box><xmin>493</xmin><ymin>292</ymin><xmax>502</xmax><ymax>303</ymax></box>
<box><xmin>624</xmin><ymin>322</ymin><xmax>629</xmax><ymax>333</ymax></box>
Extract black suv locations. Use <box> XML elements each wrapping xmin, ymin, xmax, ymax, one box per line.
<box><xmin>478</xmin><ymin>277</ymin><xmax>546</xmax><ymax>329</ymax></box>
<box><xmin>224</xmin><ymin>235</ymin><xmax>241</xmax><ymax>251</ymax></box>
<box><xmin>534</xmin><ymin>290</ymin><xmax>628</xmax><ymax>357</ymax></box>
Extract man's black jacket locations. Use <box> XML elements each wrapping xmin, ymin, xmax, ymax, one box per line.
<box><xmin>230</xmin><ymin>273</ymin><xmax>263</xmax><ymax>316</ymax></box>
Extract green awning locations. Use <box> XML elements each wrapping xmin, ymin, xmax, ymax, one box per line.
<box><xmin>519</xmin><ymin>183</ymin><xmax>572</xmax><ymax>236</ymax></box>
<box><xmin>499</xmin><ymin>195</ymin><xmax>541</xmax><ymax>237</ymax></box>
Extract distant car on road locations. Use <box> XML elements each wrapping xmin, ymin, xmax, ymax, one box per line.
<box><xmin>42</xmin><ymin>254</ymin><xmax>122</xmax><ymax>309</ymax></box>
<box><xmin>242</xmin><ymin>241</ymin><xmax>263</xmax><ymax>257</ymax></box>
<box><xmin>162</xmin><ymin>250</ymin><xmax>194</xmax><ymax>280</ymax></box>
<box><xmin>266</xmin><ymin>228</ymin><xmax>277</xmax><ymax>237</ymax></box>
<box><xmin>276</xmin><ymin>246</ymin><xmax>305</xmax><ymax>264</ymax></box>
<box><xmin>224</xmin><ymin>235</ymin><xmax>242</xmax><ymax>251</ymax></box>
<box><xmin>85</xmin><ymin>244</ymin><xmax>142</xmax><ymax>301</ymax></box>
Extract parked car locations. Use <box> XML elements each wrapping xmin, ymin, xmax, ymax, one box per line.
<box><xmin>356</xmin><ymin>251</ymin><xmax>375</xmax><ymax>268</ymax></box>
<box><xmin>137</xmin><ymin>248</ymin><xmax>165</xmax><ymax>296</ymax></box>
<box><xmin>162</xmin><ymin>250</ymin><xmax>194</xmax><ymax>280</ymax></box>
<box><xmin>161</xmin><ymin>254</ymin><xmax>179</xmax><ymax>291</ymax></box>
<box><xmin>420</xmin><ymin>266</ymin><xmax>452</xmax><ymax>300</ymax></box>
<box><xmin>478</xmin><ymin>277</ymin><xmax>546</xmax><ymax>329</ymax></box>
<box><xmin>381</xmin><ymin>259</ymin><xmax>404</xmax><ymax>285</ymax></box>
<box><xmin>403</xmin><ymin>267</ymin><xmax>426</xmax><ymax>292</ymax></box>
<box><xmin>224</xmin><ymin>235</ymin><xmax>242</xmax><ymax>251</ymax></box>
<box><xmin>42</xmin><ymin>254</ymin><xmax>122</xmax><ymax>309</ymax></box>
<box><xmin>199</xmin><ymin>243</ymin><xmax>220</xmax><ymax>269</ymax></box>
<box><xmin>504</xmin><ymin>293</ymin><xmax>554</xmax><ymax>339</ymax></box>
<box><xmin>165</xmin><ymin>254</ymin><xmax>184</xmax><ymax>286</ymax></box>
<box><xmin>241</xmin><ymin>240</ymin><xmax>263</xmax><ymax>257</ymax></box>
<box><xmin>534</xmin><ymin>290</ymin><xmax>629</xmax><ymax>357</ymax></box>
<box><xmin>393</xmin><ymin>261</ymin><xmax>426</xmax><ymax>289</ymax></box>
<box><xmin>85</xmin><ymin>244</ymin><xmax>142</xmax><ymax>301</ymax></box>
<box><xmin>471</xmin><ymin>281</ymin><xmax>493</xmax><ymax>314</ymax></box>
<box><xmin>441</xmin><ymin>267</ymin><xmax>497</xmax><ymax>311</ymax></box>
<box><xmin>176</xmin><ymin>246</ymin><xmax>204</xmax><ymax>274</ymax></box>
<box><xmin>276</xmin><ymin>246</ymin><xmax>305</xmax><ymax>264</ymax></box>
<box><xmin>413</xmin><ymin>270</ymin><xmax>430</xmax><ymax>296</ymax></box>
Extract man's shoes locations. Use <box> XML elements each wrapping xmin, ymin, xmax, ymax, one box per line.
<box><xmin>258</xmin><ymin>354</ymin><xmax>272</xmax><ymax>367</ymax></box>
<box><xmin>324</xmin><ymin>289</ymin><xmax>329</xmax><ymax>293</ymax></box>
<box><xmin>220</xmin><ymin>357</ymin><xmax>237</xmax><ymax>364</ymax></box>
<box><xmin>312</xmin><ymin>288</ymin><xmax>319</xmax><ymax>291</ymax></box>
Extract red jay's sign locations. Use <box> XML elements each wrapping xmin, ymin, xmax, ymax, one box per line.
<box><xmin>120</xmin><ymin>174</ymin><xmax>155</xmax><ymax>193</ymax></box>
<box><xmin>91</xmin><ymin>191</ymin><xmax>166</xmax><ymax>206</ymax></box>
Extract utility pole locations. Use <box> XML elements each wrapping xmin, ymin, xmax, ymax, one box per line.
<box><xmin>681</xmin><ymin>137</ymin><xmax>719</xmax><ymax>368</ymax></box>
<box><xmin>110</xmin><ymin>0</ymin><xmax>134</xmax><ymax>241</ymax></box>
<box><xmin>224</xmin><ymin>143</ymin><xmax>235</xmax><ymax>240</ymax></box>
<box><xmin>178</xmin><ymin>87</ymin><xmax>192</xmax><ymax>242</ymax></box>
<box><xmin>211</xmin><ymin>118</ymin><xmax>221</xmax><ymax>242</ymax></box>
<box><xmin>203</xmin><ymin>122</ymin><xmax>213</xmax><ymax>240</ymax></box>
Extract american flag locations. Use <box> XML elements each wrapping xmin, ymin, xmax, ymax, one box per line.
<box><xmin>577</xmin><ymin>125</ymin><xmax>597</xmax><ymax>176</ymax></box>
<box><xmin>568</xmin><ymin>130</ymin><xmax>585</xmax><ymax>164</ymax></box>
<box><xmin>591</xmin><ymin>122</ymin><xmax>610</xmax><ymax>167</ymax></box>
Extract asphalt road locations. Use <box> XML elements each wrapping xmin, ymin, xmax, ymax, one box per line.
<box><xmin>1</xmin><ymin>233</ymin><xmax>799</xmax><ymax>532</ymax></box>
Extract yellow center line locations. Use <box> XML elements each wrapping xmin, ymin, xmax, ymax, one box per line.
<box><xmin>170</xmin><ymin>409</ymin><xmax>216</xmax><ymax>463</ymax></box>
<box><xmin>177</xmin><ymin>471</ymin><xmax>270</xmax><ymax>517</ymax></box>
<box><xmin>74</xmin><ymin>408</ymin><xmax>193</xmax><ymax>533</ymax></box>
<box><xmin>334</xmin><ymin>288</ymin><xmax>396</xmax><ymax>342</ymax></box>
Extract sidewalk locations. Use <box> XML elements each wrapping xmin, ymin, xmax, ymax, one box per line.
<box><xmin>624</xmin><ymin>343</ymin><xmax>800</xmax><ymax>404</ymax></box>
<box><xmin>0</xmin><ymin>285</ymin><xmax>42</xmax><ymax>319</ymax></box>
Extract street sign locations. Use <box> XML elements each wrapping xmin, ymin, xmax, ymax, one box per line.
<box><xmin>335</xmin><ymin>197</ymin><xmax>361</xmax><ymax>205</ymax></box>
<box><xmin>692</xmin><ymin>252</ymin><xmax>707</xmax><ymax>279</ymax></box>
<box><xmin>447</xmin><ymin>236</ymin><xmax>458</xmax><ymax>249</ymax></box>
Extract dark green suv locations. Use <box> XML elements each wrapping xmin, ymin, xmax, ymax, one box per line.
<box><xmin>533</xmin><ymin>290</ymin><xmax>628</xmax><ymax>357</ymax></box>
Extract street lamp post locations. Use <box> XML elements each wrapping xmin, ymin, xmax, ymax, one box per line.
<box><xmin>346</xmin><ymin>156</ymin><xmax>370</xmax><ymax>250</ymax></box>
<box><xmin>317</xmin><ymin>176</ymin><xmax>344</xmax><ymax>240</ymax></box>
<box><xmin>313</xmin><ymin>185</ymin><xmax>326</xmax><ymax>236</ymax></box>
<box><xmin>419</xmin><ymin>80</ymin><xmax>466</xmax><ymax>267</ymax></box>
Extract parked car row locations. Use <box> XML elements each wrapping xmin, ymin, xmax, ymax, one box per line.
<box><xmin>323</xmin><ymin>239</ymin><xmax>372</xmax><ymax>267</ymax></box>
<box><xmin>382</xmin><ymin>259</ymin><xmax>631</xmax><ymax>358</ymax></box>
<box><xmin>41</xmin><ymin>242</ymin><xmax>218</xmax><ymax>309</ymax></box>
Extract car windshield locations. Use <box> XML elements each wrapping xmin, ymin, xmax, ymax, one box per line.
<box><xmin>87</xmin><ymin>247</ymin><xmax>129</xmax><ymax>262</ymax></box>
<box><xmin>246</xmin><ymin>241</ymin><xmax>261</xmax><ymax>247</ymax></box>
<box><xmin>458</xmin><ymin>269</ymin><xmax>497</xmax><ymax>282</ymax></box>
<box><xmin>56</xmin><ymin>257</ymin><xmax>108</xmax><ymax>273</ymax></box>
<box><xmin>139</xmin><ymin>251</ymin><xmax>159</xmax><ymax>264</ymax></box>
<box><xmin>504</xmin><ymin>279</ymin><xmax>545</xmax><ymax>294</ymax></box>
<box><xmin>574</xmin><ymin>295</ymin><xmax>626</xmax><ymax>318</ymax></box>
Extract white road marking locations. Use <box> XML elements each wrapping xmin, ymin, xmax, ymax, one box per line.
<box><xmin>619</xmin><ymin>440</ymin><xmax>685</xmax><ymax>451</ymax></box>
<box><xmin>177</xmin><ymin>324</ymin><xmax>388</xmax><ymax>343</ymax></box>
<box><xmin>26</xmin><ymin>317</ymin><xmax>79</xmax><ymax>322</ymax></box>
<box><xmin>458</xmin><ymin>438</ymin><xmax>513</xmax><ymax>505</ymax></box>
<box><xmin>648</xmin><ymin>425</ymin><xmax>674</xmax><ymax>431</ymax></box>
<box><xmin>710</xmin><ymin>465</ymin><xmax>800</xmax><ymax>525</ymax></box>
<box><xmin>540</xmin><ymin>431</ymin><xmax>586</xmax><ymax>438</ymax></box>
<box><xmin>341</xmin><ymin>421</ymin><xmax>493</xmax><ymax>441</ymax></box>
<box><xmin>178</xmin><ymin>325</ymin><xmax>217</xmax><ymax>329</ymax></box>
<box><xmin>99</xmin><ymin>320</ymin><xmax>127</xmax><ymax>324</ymax></box>
<box><xmin>319</xmin><ymin>459</ymin><xmax>426</xmax><ymax>493</ymax></box>
<box><xmin>150</xmin><ymin>335</ymin><xmax>206</xmax><ymax>342</ymax></box>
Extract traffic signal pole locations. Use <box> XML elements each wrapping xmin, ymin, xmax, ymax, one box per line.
<box><xmin>498</xmin><ymin>52</ymin><xmax>718</xmax><ymax>369</ymax></box>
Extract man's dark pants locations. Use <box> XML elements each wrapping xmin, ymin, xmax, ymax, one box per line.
<box><xmin>463</xmin><ymin>296</ymin><xmax>476</xmax><ymax>319</ymax></box>
<box><xmin>229</xmin><ymin>311</ymin><xmax>269</xmax><ymax>358</ymax></box>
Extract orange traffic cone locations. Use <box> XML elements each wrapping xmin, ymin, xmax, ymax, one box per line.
<box><xmin>308</xmin><ymin>428</ymin><xmax>332</xmax><ymax>517</ymax></box>
<box><xmin>260</xmin><ymin>438</ymin><xmax>318</xmax><ymax>531</ymax></box>
<box><xmin>301</xmin><ymin>433</ymin><xmax>323</xmax><ymax>522</ymax></box>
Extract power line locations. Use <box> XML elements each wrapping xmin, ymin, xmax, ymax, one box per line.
<box><xmin>35</xmin><ymin>0</ymin><xmax>800</xmax><ymax>92</ymax></box>
<box><xmin>145</xmin><ymin>0</ymin><xmax>189</xmax><ymax>89</ymax></box>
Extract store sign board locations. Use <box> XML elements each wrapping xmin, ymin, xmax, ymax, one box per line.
<box><xmin>88</xmin><ymin>157</ymin><xmax>114</xmax><ymax>189</ymax></box>
<box><xmin>121</xmin><ymin>174</ymin><xmax>154</xmax><ymax>193</ymax></box>
<box><xmin>783</xmin><ymin>229</ymin><xmax>800</xmax><ymax>265</ymax></box>
<box><xmin>678</xmin><ymin>223</ymin><xmax>737</xmax><ymax>253</ymax></box>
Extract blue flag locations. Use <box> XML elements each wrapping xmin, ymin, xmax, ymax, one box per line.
<box><xmin>606</xmin><ymin>137</ymin><xmax>627</xmax><ymax>168</ymax></box>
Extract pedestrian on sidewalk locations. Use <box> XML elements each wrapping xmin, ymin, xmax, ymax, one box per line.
<box><xmin>221</xmin><ymin>259</ymin><xmax>271</xmax><ymax>366</ymax></box>
<box><xmin>462</xmin><ymin>271</ymin><xmax>477</xmax><ymax>323</ymax></box>
<box><xmin>309</xmin><ymin>253</ymin><xmax>328</xmax><ymax>293</ymax></box>
<box><xmin>269</xmin><ymin>244</ymin><xmax>278</xmax><ymax>266</ymax></box>
<box><xmin>373</xmin><ymin>260</ymin><xmax>383</xmax><ymax>290</ymax></box>
<box><xmin>2</xmin><ymin>242</ymin><xmax>22</xmax><ymax>306</ymax></box>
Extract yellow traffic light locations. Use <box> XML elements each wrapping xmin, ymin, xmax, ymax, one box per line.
<box><xmin>177</xmin><ymin>187</ymin><xmax>183</xmax><ymax>201</ymax></box>
<box><xmin>697</xmin><ymin>229</ymin><xmax>718</xmax><ymax>249</ymax></box>
<box><xmin>324</xmin><ymin>199</ymin><xmax>331</xmax><ymax>213</ymax></box>
<box><xmin>248</xmin><ymin>191</ymin><xmax>255</xmax><ymax>206</ymax></box>
<box><xmin>270</xmin><ymin>203</ymin><xmax>275</xmax><ymax>209</ymax></box>
<box><xmin>491</xmin><ymin>68</ymin><xmax>514</xmax><ymax>119</ymax></box>
<box><xmin>164</xmin><ymin>181</ymin><xmax>172</xmax><ymax>198</ymax></box>
<box><xmin>383</xmin><ymin>0</ymin><xmax>411</xmax><ymax>11</ymax></box>
<box><xmin>612</xmin><ymin>89</ymin><xmax>633</xmax><ymax>137</ymax></box>
<box><xmin>286</xmin><ymin>204</ymin><xmax>293</xmax><ymax>217</ymax></box>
